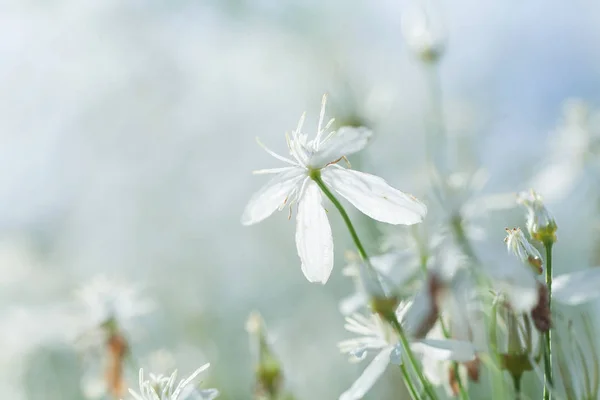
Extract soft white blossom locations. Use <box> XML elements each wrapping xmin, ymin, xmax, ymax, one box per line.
<box><xmin>338</xmin><ymin>300</ymin><xmax>476</xmax><ymax>400</ymax></box>
<box><xmin>127</xmin><ymin>365</ymin><xmax>218</xmax><ymax>400</ymax></box>
<box><xmin>530</xmin><ymin>99</ymin><xmax>600</xmax><ymax>203</ymax></box>
<box><xmin>242</xmin><ymin>95</ymin><xmax>427</xmax><ymax>284</ymax></box>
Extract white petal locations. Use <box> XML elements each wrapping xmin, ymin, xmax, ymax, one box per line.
<box><xmin>411</xmin><ymin>339</ymin><xmax>476</xmax><ymax>362</ymax></box>
<box><xmin>241</xmin><ymin>169</ymin><xmax>304</xmax><ymax>226</ymax></box>
<box><xmin>322</xmin><ymin>167</ymin><xmax>427</xmax><ymax>225</ymax></box>
<box><xmin>311</xmin><ymin>126</ymin><xmax>372</xmax><ymax>167</ymax></box>
<box><xmin>296</xmin><ymin>182</ymin><xmax>334</xmax><ymax>284</ymax></box>
<box><xmin>553</xmin><ymin>268</ymin><xmax>600</xmax><ymax>305</ymax></box>
<box><xmin>339</xmin><ymin>292</ymin><xmax>368</xmax><ymax>315</ymax></box>
<box><xmin>339</xmin><ymin>346</ymin><xmax>393</xmax><ymax>400</ymax></box>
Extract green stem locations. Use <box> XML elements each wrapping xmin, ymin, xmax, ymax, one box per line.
<box><xmin>512</xmin><ymin>373</ymin><xmax>522</xmax><ymax>399</ymax></box>
<box><xmin>543</xmin><ymin>242</ymin><xmax>554</xmax><ymax>400</ymax></box>
<box><xmin>389</xmin><ymin>317</ymin><xmax>439</xmax><ymax>400</ymax></box>
<box><xmin>311</xmin><ymin>170</ymin><xmax>437</xmax><ymax>400</ymax></box>
<box><xmin>400</xmin><ymin>364</ymin><xmax>419</xmax><ymax>400</ymax></box>
<box><xmin>310</xmin><ymin>169</ymin><xmax>369</xmax><ymax>261</ymax></box>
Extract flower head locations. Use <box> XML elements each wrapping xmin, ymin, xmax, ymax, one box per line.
<box><xmin>401</xmin><ymin>0</ymin><xmax>446</xmax><ymax>63</ymax></box>
<box><xmin>127</xmin><ymin>365</ymin><xmax>218</xmax><ymax>400</ymax></box>
<box><xmin>338</xmin><ymin>296</ymin><xmax>476</xmax><ymax>400</ymax></box>
<box><xmin>242</xmin><ymin>95</ymin><xmax>427</xmax><ymax>284</ymax></box>
<box><xmin>517</xmin><ymin>190</ymin><xmax>557</xmax><ymax>244</ymax></box>
<box><xmin>504</xmin><ymin>227</ymin><xmax>543</xmax><ymax>275</ymax></box>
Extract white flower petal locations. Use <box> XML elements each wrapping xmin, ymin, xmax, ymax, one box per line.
<box><xmin>241</xmin><ymin>169</ymin><xmax>304</xmax><ymax>226</ymax></box>
<box><xmin>339</xmin><ymin>346</ymin><xmax>393</xmax><ymax>400</ymax></box>
<box><xmin>553</xmin><ymin>268</ymin><xmax>600</xmax><ymax>305</ymax></box>
<box><xmin>311</xmin><ymin>126</ymin><xmax>372</xmax><ymax>167</ymax></box>
<box><xmin>412</xmin><ymin>339</ymin><xmax>476</xmax><ymax>362</ymax></box>
<box><xmin>296</xmin><ymin>182</ymin><xmax>334</xmax><ymax>284</ymax></box>
<box><xmin>322</xmin><ymin>167</ymin><xmax>427</xmax><ymax>225</ymax></box>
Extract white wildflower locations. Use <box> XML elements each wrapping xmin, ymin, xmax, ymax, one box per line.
<box><xmin>127</xmin><ymin>365</ymin><xmax>218</xmax><ymax>400</ymax></box>
<box><xmin>401</xmin><ymin>0</ymin><xmax>446</xmax><ymax>63</ymax></box>
<box><xmin>531</xmin><ymin>99</ymin><xmax>600</xmax><ymax>203</ymax></box>
<box><xmin>242</xmin><ymin>95</ymin><xmax>427</xmax><ymax>284</ymax></box>
<box><xmin>338</xmin><ymin>301</ymin><xmax>475</xmax><ymax>400</ymax></box>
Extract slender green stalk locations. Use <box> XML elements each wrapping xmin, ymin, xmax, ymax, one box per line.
<box><xmin>400</xmin><ymin>364</ymin><xmax>420</xmax><ymax>400</ymax></box>
<box><xmin>512</xmin><ymin>373</ymin><xmax>522</xmax><ymax>399</ymax></box>
<box><xmin>389</xmin><ymin>317</ymin><xmax>439</xmax><ymax>400</ymax></box>
<box><xmin>310</xmin><ymin>170</ymin><xmax>438</xmax><ymax>400</ymax></box>
<box><xmin>543</xmin><ymin>242</ymin><xmax>554</xmax><ymax>400</ymax></box>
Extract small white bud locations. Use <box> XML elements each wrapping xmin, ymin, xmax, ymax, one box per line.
<box><xmin>401</xmin><ymin>0</ymin><xmax>446</xmax><ymax>63</ymax></box>
<box><xmin>504</xmin><ymin>227</ymin><xmax>543</xmax><ymax>275</ymax></box>
<box><xmin>517</xmin><ymin>190</ymin><xmax>557</xmax><ymax>244</ymax></box>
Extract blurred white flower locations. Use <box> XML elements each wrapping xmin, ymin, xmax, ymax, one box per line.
<box><xmin>504</xmin><ymin>227</ymin><xmax>543</xmax><ymax>275</ymax></box>
<box><xmin>338</xmin><ymin>299</ymin><xmax>476</xmax><ymax>400</ymax></box>
<box><xmin>531</xmin><ymin>99</ymin><xmax>600</xmax><ymax>203</ymax></box>
<box><xmin>242</xmin><ymin>95</ymin><xmax>427</xmax><ymax>284</ymax></box>
<box><xmin>74</xmin><ymin>275</ymin><xmax>154</xmax><ymax>335</ymax></box>
<box><xmin>127</xmin><ymin>365</ymin><xmax>218</xmax><ymax>400</ymax></box>
<box><xmin>401</xmin><ymin>0</ymin><xmax>446</xmax><ymax>63</ymax></box>
<box><xmin>552</xmin><ymin>268</ymin><xmax>600</xmax><ymax>306</ymax></box>
<box><xmin>430</xmin><ymin>169</ymin><xmax>515</xmax><ymax>243</ymax></box>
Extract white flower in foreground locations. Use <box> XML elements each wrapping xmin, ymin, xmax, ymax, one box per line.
<box><xmin>242</xmin><ymin>95</ymin><xmax>427</xmax><ymax>284</ymax></box>
<box><xmin>338</xmin><ymin>306</ymin><xmax>476</xmax><ymax>400</ymax></box>
<box><xmin>128</xmin><ymin>365</ymin><xmax>218</xmax><ymax>400</ymax></box>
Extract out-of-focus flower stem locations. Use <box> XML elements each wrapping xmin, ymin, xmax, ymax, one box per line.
<box><xmin>439</xmin><ymin>319</ymin><xmax>469</xmax><ymax>400</ymax></box>
<box><xmin>311</xmin><ymin>171</ymin><xmax>438</xmax><ymax>400</ymax></box>
<box><xmin>543</xmin><ymin>242</ymin><xmax>554</xmax><ymax>400</ymax></box>
<box><xmin>401</xmin><ymin>363</ymin><xmax>420</xmax><ymax>400</ymax></box>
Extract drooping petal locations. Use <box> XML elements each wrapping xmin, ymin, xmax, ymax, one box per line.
<box><xmin>553</xmin><ymin>268</ymin><xmax>600</xmax><ymax>305</ymax></box>
<box><xmin>411</xmin><ymin>339</ymin><xmax>476</xmax><ymax>363</ymax></box>
<box><xmin>339</xmin><ymin>346</ymin><xmax>393</xmax><ymax>400</ymax></box>
<box><xmin>241</xmin><ymin>169</ymin><xmax>305</xmax><ymax>226</ymax></box>
<box><xmin>311</xmin><ymin>126</ymin><xmax>372</xmax><ymax>167</ymax></box>
<box><xmin>295</xmin><ymin>182</ymin><xmax>334</xmax><ymax>284</ymax></box>
<box><xmin>322</xmin><ymin>167</ymin><xmax>427</xmax><ymax>225</ymax></box>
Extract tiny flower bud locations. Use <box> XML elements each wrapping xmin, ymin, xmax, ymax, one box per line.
<box><xmin>504</xmin><ymin>227</ymin><xmax>544</xmax><ymax>275</ymax></box>
<box><xmin>517</xmin><ymin>190</ymin><xmax>558</xmax><ymax>244</ymax></box>
<box><xmin>401</xmin><ymin>0</ymin><xmax>446</xmax><ymax>64</ymax></box>
<box><xmin>246</xmin><ymin>312</ymin><xmax>284</xmax><ymax>399</ymax></box>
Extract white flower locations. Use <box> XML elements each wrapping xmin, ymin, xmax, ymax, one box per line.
<box><xmin>552</xmin><ymin>268</ymin><xmax>600</xmax><ymax>306</ymax></box>
<box><xmin>401</xmin><ymin>0</ymin><xmax>446</xmax><ymax>63</ymax></box>
<box><xmin>75</xmin><ymin>275</ymin><xmax>154</xmax><ymax>333</ymax></box>
<box><xmin>504</xmin><ymin>227</ymin><xmax>543</xmax><ymax>274</ymax></box>
<box><xmin>338</xmin><ymin>304</ymin><xmax>476</xmax><ymax>400</ymax></box>
<box><xmin>242</xmin><ymin>95</ymin><xmax>427</xmax><ymax>284</ymax></box>
<box><xmin>127</xmin><ymin>365</ymin><xmax>219</xmax><ymax>400</ymax></box>
<box><xmin>530</xmin><ymin>99</ymin><xmax>600</xmax><ymax>203</ymax></box>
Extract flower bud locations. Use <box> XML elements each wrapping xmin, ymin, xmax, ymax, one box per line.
<box><xmin>517</xmin><ymin>190</ymin><xmax>557</xmax><ymax>244</ymax></box>
<box><xmin>401</xmin><ymin>0</ymin><xmax>446</xmax><ymax>63</ymax></box>
<box><xmin>246</xmin><ymin>312</ymin><xmax>284</xmax><ymax>399</ymax></box>
<box><xmin>504</xmin><ymin>227</ymin><xmax>544</xmax><ymax>275</ymax></box>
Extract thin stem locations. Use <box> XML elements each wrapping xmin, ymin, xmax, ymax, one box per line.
<box><xmin>400</xmin><ymin>364</ymin><xmax>420</xmax><ymax>400</ymax></box>
<box><xmin>311</xmin><ymin>170</ymin><xmax>438</xmax><ymax>400</ymax></box>
<box><xmin>310</xmin><ymin>170</ymin><xmax>368</xmax><ymax>260</ymax></box>
<box><xmin>543</xmin><ymin>242</ymin><xmax>554</xmax><ymax>400</ymax></box>
<box><xmin>389</xmin><ymin>317</ymin><xmax>439</xmax><ymax>400</ymax></box>
<box><xmin>512</xmin><ymin>373</ymin><xmax>522</xmax><ymax>399</ymax></box>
